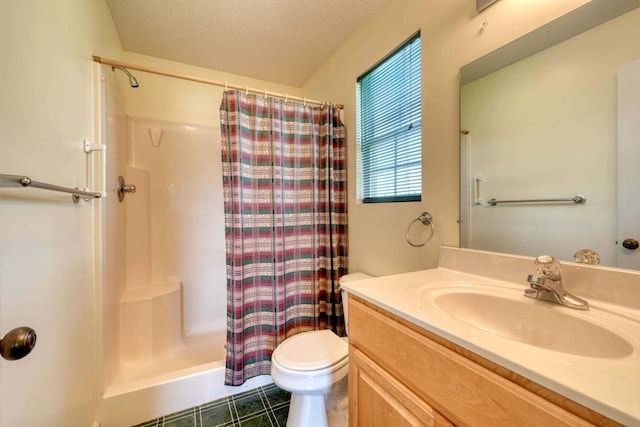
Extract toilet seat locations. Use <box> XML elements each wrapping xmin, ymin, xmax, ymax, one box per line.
<box><xmin>272</xmin><ymin>330</ymin><xmax>348</xmax><ymax>372</ymax></box>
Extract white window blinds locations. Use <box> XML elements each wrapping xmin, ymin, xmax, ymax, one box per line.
<box><xmin>357</xmin><ymin>33</ymin><xmax>422</xmax><ymax>203</ymax></box>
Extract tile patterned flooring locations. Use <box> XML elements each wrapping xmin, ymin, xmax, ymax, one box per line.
<box><xmin>133</xmin><ymin>384</ymin><xmax>291</xmax><ymax>427</ymax></box>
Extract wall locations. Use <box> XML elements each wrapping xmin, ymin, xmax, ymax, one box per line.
<box><xmin>0</xmin><ymin>1</ymin><xmax>122</xmax><ymax>426</ymax></box>
<box><xmin>461</xmin><ymin>8</ymin><xmax>640</xmax><ymax>266</ymax></box>
<box><xmin>302</xmin><ymin>0</ymin><xmax>591</xmax><ymax>276</ymax></box>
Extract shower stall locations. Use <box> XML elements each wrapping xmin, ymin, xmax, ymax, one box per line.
<box><xmin>95</xmin><ymin>66</ymin><xmax>270</xmax><ymax>427</ymax></box>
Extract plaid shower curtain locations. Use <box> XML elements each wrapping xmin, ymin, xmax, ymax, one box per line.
<box><xmin>220</xmin><ymin>90</ymin><xmax>348</xmax><ymax>386</ymax></box>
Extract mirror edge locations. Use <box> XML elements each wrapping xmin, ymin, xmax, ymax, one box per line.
<box><xmin>460</xmin><ymin>0</ymin><xmax>640</xmax><ymax>85</ymax></box>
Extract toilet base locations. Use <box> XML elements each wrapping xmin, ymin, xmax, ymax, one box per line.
<box><xmin>326</xmin><ymin>375</ymin><xmax>349</xmax><ymax>427</ymax></box>
<box><xmin>287</xmin><ymin>393</ymin><xmax>328</xmax><ymax>427</ymax></box>
<box><xmin>284</xmin><ymin>375</ymin><xmax>348</xmax><ymax>427</ymax></box>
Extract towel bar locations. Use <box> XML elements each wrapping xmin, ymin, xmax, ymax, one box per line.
<box><xmin>0</xmin><ymin>174</ymin><xmax>102</xmax><ymax>203</ymax></box>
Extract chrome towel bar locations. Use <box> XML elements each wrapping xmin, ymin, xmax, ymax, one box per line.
<box><xmin>0</xmin><ymin>174</ymin><xmax>102</xmax><ymax>203</ymax></box>
<box><xmin>487</xmin><ymin>195</ymin><xmax>586</xmax><ymax>206</ymax></box>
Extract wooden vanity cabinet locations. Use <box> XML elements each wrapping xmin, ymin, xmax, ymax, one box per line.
<box><xmin>347</xmin><ymin>296</ymin><xmax>622</xmax><ymax>427</ymax></box>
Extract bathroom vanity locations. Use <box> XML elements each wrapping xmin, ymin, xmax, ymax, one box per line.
<box><xmin>342</xmin><ymin>247</ymin><xmax>640</xmax><ymax>426</ymax></box>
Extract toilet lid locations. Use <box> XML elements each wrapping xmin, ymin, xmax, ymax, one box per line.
<box><xmin>273</xmin><ymin>330</ymin><xmax>348</xmax><ymax>371</ymax></box>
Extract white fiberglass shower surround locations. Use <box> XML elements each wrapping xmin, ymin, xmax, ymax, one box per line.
<box><xmin>95</xmin><ymin>66</ymin><xmax>270</xmax><ymax>427</ymax></box>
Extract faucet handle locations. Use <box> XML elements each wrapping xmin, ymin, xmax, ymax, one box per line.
<box><xmin>534</xmin><ymin>255</ymin><xmax>562</xmax><ymax>280</ymax></box>
<box><xmin>574</xmin><ymin>249</ymin><xmax>600</xmax><ymax>265</ymax></box>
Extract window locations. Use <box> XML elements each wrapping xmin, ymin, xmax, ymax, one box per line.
<box><xmin>357</xmin><ymin>33</ymin><xmax>422</xmax><ymax>203</ymax></box>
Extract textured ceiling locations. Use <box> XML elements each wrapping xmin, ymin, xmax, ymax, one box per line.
<box><xmin>106</xmin><ymin>0</ymin><xmax>385</xmax><ymax>87</ymax></box>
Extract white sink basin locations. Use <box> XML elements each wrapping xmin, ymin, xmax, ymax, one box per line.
<box><xmin>408</xmin><ymin>283</ymin><xmax>634</xmax><ymax>359</ymax></box>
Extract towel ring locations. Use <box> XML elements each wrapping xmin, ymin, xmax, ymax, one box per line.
<box><xmin>406</xmin><ymin>211</ymin><xmax>435</xmax><ymax>247</ymax></box>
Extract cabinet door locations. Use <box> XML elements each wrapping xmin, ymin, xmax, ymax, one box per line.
<box><xmin>349</xmin><ymin>347</ymin><xmax>454</xmax><ymax>427</ymax></box>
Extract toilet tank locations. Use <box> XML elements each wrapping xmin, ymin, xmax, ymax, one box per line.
<box><xmin>339</xmin><ymin>272</ymin><xmax>373</xmax><ymax>335</ymax></box>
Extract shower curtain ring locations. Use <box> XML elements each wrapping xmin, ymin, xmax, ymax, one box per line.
<box><xmin>245</xmin><ymin>85</ymin><xmax>249</xmax><ymax>95</ymax></box>
<box><xmin>284</xmin><ymin>93</ymin><xmax>288</xmax><ymax>103</ymax></box>
<box><xmin>224</xmin><ymin>81</ymin><xmax>228</xmax><ymax>91</ymax></box>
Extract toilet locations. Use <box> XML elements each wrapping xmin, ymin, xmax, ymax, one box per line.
<box><xmin>270</xmin><ymin>272</ymin><xmax>373</xmax><ymax>427</ymax></box>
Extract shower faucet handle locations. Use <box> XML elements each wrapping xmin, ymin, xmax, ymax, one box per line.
<box><xmin>117</xmin><ymin>175</ymin><xmax>136</xmax><ymax>202</ymax></box>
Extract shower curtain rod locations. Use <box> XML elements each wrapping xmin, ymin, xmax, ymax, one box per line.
<box><xmin>93</xmin><ymin>56</ymin><xmax>343</xmax><ymax>109</ymax></box>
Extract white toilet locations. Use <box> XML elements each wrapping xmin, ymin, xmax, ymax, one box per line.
<box><xmin>270</xmin><ymin>272</ymin><xmax>373</xmax><ymax>427</ymax></box>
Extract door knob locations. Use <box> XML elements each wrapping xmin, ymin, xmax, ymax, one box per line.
<box><xmin>622</xmin><ymin>238</ymin><xmax>640</xmax><ymax>250</ymax></box>
<box><xmin>0</xmin><ymin>326</ymin><xmax>37</xmax><ymax>360</ymax></box>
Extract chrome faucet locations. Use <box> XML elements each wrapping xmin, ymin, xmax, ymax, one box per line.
<box><xmin>525</xmin><ymin>255</ymin><xmax>589</xmax><ymax>310</ymax></box>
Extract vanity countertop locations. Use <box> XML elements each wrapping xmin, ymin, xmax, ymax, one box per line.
<box><xmin>342</xmin><ymin>248</ymin><xmax>640</xmax><ymax>426</ymax></box>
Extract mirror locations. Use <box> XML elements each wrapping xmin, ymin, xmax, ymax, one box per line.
<box><xmin>460</xmin><ymin>0</ymin><xmax>640</xmax><ymax>269</ymax></box>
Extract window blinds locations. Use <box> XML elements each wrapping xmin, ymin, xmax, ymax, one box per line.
<box><xmin>357</xmin><ymin>33</ymin><xmax>422</xmax><ymax>203</ymax></box>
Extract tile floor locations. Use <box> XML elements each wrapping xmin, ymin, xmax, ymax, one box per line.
<box><xmin>133</xmin><ymin>384</ymin><xmax>291</xmax><ymax>427</ymax></box>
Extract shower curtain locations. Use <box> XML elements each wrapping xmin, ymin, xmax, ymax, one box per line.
<box><xmin>220</xmin><ymin>90</ymin><xmax>348</xmax><ymax>386</ymax></box>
